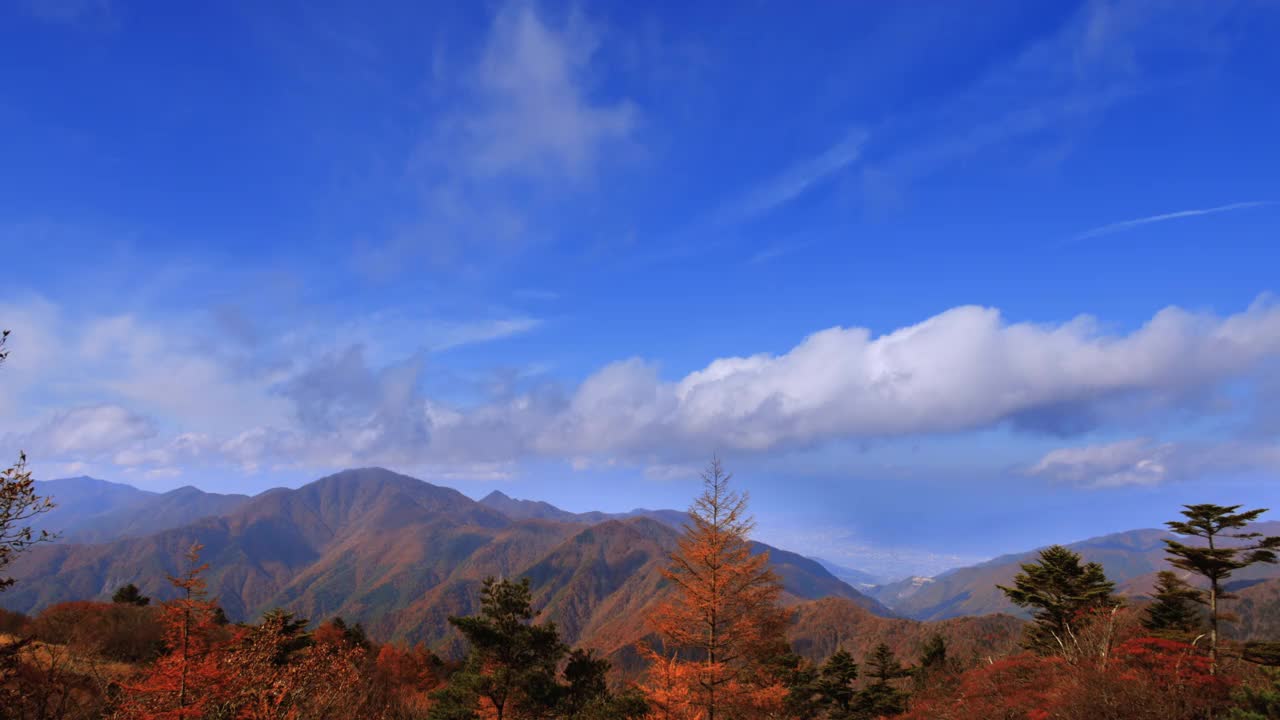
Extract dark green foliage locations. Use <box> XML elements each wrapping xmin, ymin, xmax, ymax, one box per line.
<box><xmin>817</xmin><ymin>649</ymin><xmax>860</xmax><ymax>716</ymax></box>
<box><xmin>997</xmin><ymin>545</ymin><xmax>1118</xmax><ymax>654</ymax></box>
<box><xmin>918</xmin><ymin>634</ymin><xmax>947</xmax><ymax>671</ymax></box>
<box><xmin>914</xmin><ymin>633</ymin><xmax>952</xmax><ymax>692</ymax></box>
<box><xmin>257</xmin><ymin>608</ymin><xmax>312</xmax><ymax>664</ymax></box>
<box><xmin>1225</xmin><ymin>668</ymin><xmax>1280</xmax><ymax>719</ymax></box>
<box><xmin>560</xmin><ymin>648</ymin><xmax>648</xmax><ymax>720</ymax></box>
<box><xmin>430</xmin><ymin>577</ymin><xmax>568</xmax><ymax>720</ymax></box>
<box><xmin>858</xmin><ymin>643</ymin><xmax>912</xmax><ymax>717</ymax></box>
<box><xmin>1165</xmin><ymin>504</ymin><xmax>1280</xmax><ymax>670</ymax></box>
<box><xmin>782</xmin><ymin>645</ymin><xmax>913</xmax><ymax>720</ymax></box>
<box><xmin>112</xmin><ymin>583</ymin><xmax>151</xmax><ymax>606</ymax></box>
<box><xmin>1142</xmin><ymin>570</ymin><xmax>1204</xmax><ymax>637</ymax></box>
<box><xmin>770</xmin><ymin>650</ymin><xmax>825</xmax><ymax>719</ymax></box>
<box><xmin>429</xmin><ymin>577</ymin><xmax>646</xmax><ymax>720</ymax></box>
<box><xmin>330</xmin><ymin>615</ymin><xmax>372</xmax><ymax>650</ymax></box>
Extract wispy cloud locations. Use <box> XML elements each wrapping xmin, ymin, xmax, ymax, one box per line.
<box><xmin>1070</xmin><ymin>201</ymin><xmax>1275</xmax><ymax>242</ymax></box>
<box><xmin>714</xmin><ymin>129</ymin><xmax>867</xmax><ymax>227</ymax></box>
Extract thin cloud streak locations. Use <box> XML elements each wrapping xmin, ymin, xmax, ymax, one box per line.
<box><xmin>714</xmin><ymin>128</ymin><xmax>868</xmax><ymax>227</ymax></box>
<box><xmin>1071</xmin><ymin>201</ymin><xmax>1275</xmax><ymax>242</ymax></box>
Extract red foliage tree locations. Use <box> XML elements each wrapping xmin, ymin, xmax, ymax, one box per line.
<box><xmin>116</xmin><ymin>543</ymin><xmax>233</xmax><ymax>719</ymax></box>
<box><xmin>644</xmin><ymin>458</ymin><xmax>789</xmax><ymax>720</ymax></box>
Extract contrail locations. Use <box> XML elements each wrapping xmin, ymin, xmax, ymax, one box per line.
<box><xmin>1070</xmin><ymin>201</ymin><xmax>1275</xmax><ymax>242</ymax></box>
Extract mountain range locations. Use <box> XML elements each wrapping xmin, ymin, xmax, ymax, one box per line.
<box><xmin>8</xmin><ymin>468</ymin><xmax>931</xmax><ymax>662</ymax></box>
<box><xmin>9</xmin><ymin>468</ymin><xmax>1279</xmax><ymax>661</ymax></box>
<box><xmin>866</xmin><ymin>522</ymin><xmax>1280</xmax><ymax>642</ymax></box>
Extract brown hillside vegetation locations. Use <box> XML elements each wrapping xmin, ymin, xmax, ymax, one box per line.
<box><xmin>788</xmin><ymin>596</ymin><xmax>1023</xmax><ymax>664</ymax></box>
<box><xmin>4</xmin><ymin>468</ymin><xmax>890</xmax><ymax>658</ymax></box>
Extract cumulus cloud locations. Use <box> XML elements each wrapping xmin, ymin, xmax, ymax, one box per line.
<box><xmin>533</xmin><ymin>297</ymin><xmax>1280</xmax><ymax>457</ymax></box>
<box><xmin>9</xmin><ymin>295</ymin><xmax>1280</xmax><ymax>482</ymax></box>
<box><xmin>1029</xmin><ymin>437</ymin><xmax>1280</xmax><ymax>488</ymax></box>
<box><xmin>210</xmin><ymin>295</ymin><xmax>1280</xmax><ymax>474</ymax></box>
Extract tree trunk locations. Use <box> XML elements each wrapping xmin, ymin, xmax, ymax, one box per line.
<box><xmin>1208</xmin><ymin>533</ymin><xmax>1218</xmax><ymax>676</ymax></box>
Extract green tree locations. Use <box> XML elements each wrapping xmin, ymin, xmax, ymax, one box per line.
<box><xmin>257</xmin><ymin>608</ymin><xmax>312</xmax><ymax>664</ymax></box>
<box><xmin>430</xmin><ymin>576</ymin><xmax>567</xmax><ymax>720</ymax></box>
<box><xmin>816</xmin><ymin>649</ymin><xmax>859</xmax><ymax>718</ymax></box>
<box><xmin>559</xmin><ymin>648</ymin><xmax>648</xmax><ymax>720</ymax></box>
<box><xmin>113</xmin><ymin>583</ymin><xmax>152</xmax><ymax>606</ymax></box>
<box><xmin>997</xmin><ymin>545</ymin><xmax>1118</xmax><ymax>654</ymax></box>
<box><xmin>913</xmin><ymin>634</ymin><xmax>949</xmax><ymax>692</ymax></box>
<box><xmin>1141</xmin><ymin>570</ymin><xmax>1204</xmax><ymax>638</ymax></box>
<box><xmin>1165</xmin><ymin>504</ymin><xmax>1280</xmax><ymax>673</ymax></box>
<box><xmin>857</xmin><ymin>643</ymin><xmax>912</xmax><ymax>717</ymax></box>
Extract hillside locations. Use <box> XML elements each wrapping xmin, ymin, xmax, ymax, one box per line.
<box><xmin>787</xmin><ymin>596</ymin><xmax>1024</xmax><ymax>665</ymax></box>
<box><xmin>879</xmin><ymin>523</ymin><xmax>1280</xmax><ymax>622</ymax></box>
<box><xmin>5</xmin><ymin>467</ymin><xmax>889</xmax><ymax>657</ymax></box>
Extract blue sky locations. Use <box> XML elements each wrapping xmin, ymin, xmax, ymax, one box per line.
<box><xmin>3</xmin><ymin>0</ymin><xmax>1279</xmax><ymax>578</ymax></box>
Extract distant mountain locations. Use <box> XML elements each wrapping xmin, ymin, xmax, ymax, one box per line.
<box><xmin>1226</xmin><ymin>577</ymin><xmax>1280</xmax><ymax>642</ymax></box>
<box><xmin>478</xmin><ymin>490</ymin><xmax>688</xmax><ymax>529</ymax></box>
<box><xmin>879</xmin><ymin>523</ymin><xmax>1280</xmax><ymax>624</ymax></box>
<box><xmin>5</xmin><ymin>467</ymin><xmax>892</xmax><ymax>658</ymax></box>
<box><xmin>812</xmin><ymin>558</ymin><xmax>884</xmax><ymax>589</ymax></box>
<box><xmin>867</xmin><ymin>575</ymin><xmax>937</xmax><ymax>607</ymax></box>
<box><xmin>32</xmin><ymin>476</ymin><xmax>250</xmax><ymax>543</ymax></box>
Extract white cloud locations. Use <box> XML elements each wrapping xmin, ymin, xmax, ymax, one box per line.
<box><xmin>1029</xmin><ymin>437</ymin><xmax>1280</xmax><ymax>488</ymax></box>
<box><xmin>535</xmin><ymin>296</ymin><xmax>1280</xmax><ymax>457</ymax></box>
<box><xmin>20</xmin><ymin>405</ymin><xmax>156</xmax><ymax>458</ymax></box>
<box><xmin>1029</xmin><ymin>438</ymin><xmax>1172</xmax><ymax>487</ymax></box>
<box><xmin>9</xmin><ymin>294</ymin><xmax>1280</xmax><ymax>483</ymax></box>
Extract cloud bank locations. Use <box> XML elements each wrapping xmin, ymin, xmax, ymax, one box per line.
<box><xmin>6</xmin><ymin>295</ymin><xmax>1280</xmax><ymax>484</ymax></box>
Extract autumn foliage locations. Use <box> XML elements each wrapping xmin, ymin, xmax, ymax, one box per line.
<box><xmin>643</xmin><ymin>458</ymin><xmax>790</xmax><ymax>720</ymax></box>
<box><xmin>115</xmin><ymin>543</ymin><xmax>234</xmax><ymax>720</ymax></box>
<box><xmin>903</xmin><ymin>611</ymin><xmax>1237</xmax><ymax>720</ymax></box>
<box><xmin>1</xmin><ymin>457</ymin><xmax>1277</xmax><ymax>720</ymax></box>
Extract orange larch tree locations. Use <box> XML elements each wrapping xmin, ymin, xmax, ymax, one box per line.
<box><xmin>117</xmin><ymin>542</ymin><xmax>233</xmax><ymax>719</ymax></box>
<box><xmin>646</xmin><ymin>457</ymin><xmax>789</xmax><ymax>720</ymax></box>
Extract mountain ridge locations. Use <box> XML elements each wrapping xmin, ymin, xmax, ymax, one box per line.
<box><xmin>6</xmin><ymin>467</ymin><xmax>892</xmax><ymax>657</ymax></box>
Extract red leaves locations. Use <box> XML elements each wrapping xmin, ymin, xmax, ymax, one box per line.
<box><xmin>903</xmin><ymin>636</ymin><xmax>1236</xmax><ymax>720</ymax></box>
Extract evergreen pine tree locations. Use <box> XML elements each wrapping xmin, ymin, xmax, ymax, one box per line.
<box><xmin>914</xmin><ymin>634</ymin><xmax>949</xmax><ymax>691</ymax></box>
<box><xmin>113</xmin><ymin>583</ymin><xmax>152</xmax><ymax>606</ymax></box>
<box><xmin>816</xmin><ymin>649</ymin><xmax>859</xmax><ymax>717</ymax></box>
<box><xmin>857</xmin><ymin>643</ymin><xmax>912</xmax><ymax>717</ymax></box>
<box><xmin>1165</xmin><ymin>504</ymin><xmax>1280</xmax><ymax>673</ymax></box>
<box><xmin>997</xmin><ymin>545</ymin><xmax>1118</xmax><ymax>654</ymax></box>
<box><xmin>1141</xmin><ymin>570</ymin><xmax>1204</xmax><ymax>638</ymax></box>
<box><xmin>429</xmin><ymin>576</ymin><xmax>567</xmax><ymax>720</ymax></box>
